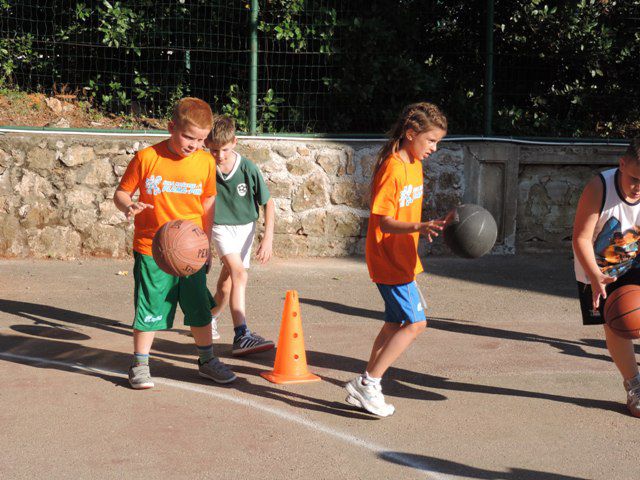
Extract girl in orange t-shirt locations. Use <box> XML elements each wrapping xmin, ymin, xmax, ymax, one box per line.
<box><xmin>345</xmin><ymin>103</ymin><xmax>448</xmax><ymax>417</ymax></box>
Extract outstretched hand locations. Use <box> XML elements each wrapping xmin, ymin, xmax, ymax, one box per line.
<box><xmin>126</xmin><ymin>202</ymin><xmax>154</xmax><ymax>219</ymax></box>
<box><xmin>418</xmin><ymin>219</ymin><xmax>446</xmax><ymax>242</ymax></box>
<box><xmin>441</xmin><ymin>209</ymin><xmax>457</xmax><ymax>225</ymax></box>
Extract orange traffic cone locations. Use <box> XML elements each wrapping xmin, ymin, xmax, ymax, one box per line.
<box><xmin>261</xmin><ymin>290</ymin><xmax>321</xmax><ymax>384</ymax></box>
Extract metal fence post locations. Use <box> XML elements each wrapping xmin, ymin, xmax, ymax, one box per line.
<box><xmin>483</xmin><ymin>0</ymin><xmax>494</xmax><ymax>136</ymax></box>
<box><xmin>249</xmin><ymin>0</ymin><xmax>259</xmax><ymax>135</ymax></box>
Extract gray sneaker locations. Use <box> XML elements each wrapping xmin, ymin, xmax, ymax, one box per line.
<box><xmin>128</xmin><ymin>364</ymin><xmax>154</xmax><ymax>390</ymax></box>
<box><xmin>345</xmin><ymin>376</ymin><xmax>395</xmax><ymax>417</ymax></box>
<box><xmin>232</xmin><ymin>330</ymin><xmax>275</xmax><ymax>356</ymax></box>
<box><xmin>198</xmin><ymin>357</ymin><xmax>236</xmax><ymax>384</ymax></box>
<box><xmin>624</xmin><ymin>375</ymin><xmax>640</xmax><ymax>417</ymax></box>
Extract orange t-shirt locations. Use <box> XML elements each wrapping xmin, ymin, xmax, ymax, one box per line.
<box><xmin>365</xmin><ymin>153</ymin><xmax>424</xmax><ymax>284</ymax></box>
<box><xmin>118</xmin><ymin>140</ymin><xmax>217</xmax><ymax>255</ymax></box>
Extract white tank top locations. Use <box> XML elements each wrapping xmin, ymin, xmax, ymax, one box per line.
<box><xmin>574</xmin><ymin>168</ymin><xmax>640</xmax><ymax>283</ymax></box>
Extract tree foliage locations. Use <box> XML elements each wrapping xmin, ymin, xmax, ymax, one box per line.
<box><xmin>1</xmin><ymin>0</ymin><xmax>639</xmax><ymax>136</ymax></box>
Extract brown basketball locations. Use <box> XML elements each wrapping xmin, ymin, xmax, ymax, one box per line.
<box><xmin>603</xmin><ymin>284</ymin><xmax>640</xmax><ymax>339</ymax></box>
<box><xmin>152</xmin><ymin>220</ymin><xmax>210</xmax><ymax>277</ymax></box>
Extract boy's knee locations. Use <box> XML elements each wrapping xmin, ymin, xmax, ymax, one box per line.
<box><xmin>219</xmin><ymin>277</ymin><xmax>232</xmax><ymax>295</ymax></box>
<box><xmin>230</xmin><ymin>267</ymin><xmax>248</xmax><ymax>285</ymax></box>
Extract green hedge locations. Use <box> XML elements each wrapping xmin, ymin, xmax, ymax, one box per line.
<box><xmin>1</xmin><ymin>0</ymin><xmax>639</xmax><ymax>137</ymax></box>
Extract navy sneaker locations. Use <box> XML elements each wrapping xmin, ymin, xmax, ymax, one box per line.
<box><xmin>232</xmin><ymin>330</ymin><xmax>274</xmax><ymax>356</ymax></box>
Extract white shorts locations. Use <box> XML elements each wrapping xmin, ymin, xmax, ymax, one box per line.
<box><xmin>212</xmin><ymin>222</ymin><xmax>256</xmax><ymax>269</ymax></box>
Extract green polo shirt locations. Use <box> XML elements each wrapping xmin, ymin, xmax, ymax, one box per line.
<box><xmin>214</xmin><ymin>153</ymin><xmax>271</xmax><ymax>225</ymax></box>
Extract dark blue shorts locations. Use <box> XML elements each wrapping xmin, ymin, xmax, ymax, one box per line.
<box><xmin>376</xmin><ymin>281</ymin><xmax>427</xmax><ymax>325</ymax></box>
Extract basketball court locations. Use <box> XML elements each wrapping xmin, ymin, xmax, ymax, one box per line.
<box><xmin>1</xmin><ymin>254</ymin><xmax>638</xmax><ymax>480</ymax></box>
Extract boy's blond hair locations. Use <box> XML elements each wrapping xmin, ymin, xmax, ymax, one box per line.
<box><xmin>171</xmin><ymin>97</ymin><xmax>213</xmax><ymax>130</ymax></box>
<box><xmin>207</xmin><ymin>114</ymin><xmax>237</xmax><ymax>146</ymax></box>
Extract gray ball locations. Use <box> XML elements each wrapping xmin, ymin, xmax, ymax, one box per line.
<box><xmin>443</xmin><ymin>204</ymin><xmax>497</xmax><ymax>258</ymax></box>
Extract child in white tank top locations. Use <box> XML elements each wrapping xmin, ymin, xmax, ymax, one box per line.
<box><xmin>573</xmin><ymin>138</ymin><xmax>640</xmax><ymax>418</ymax></box>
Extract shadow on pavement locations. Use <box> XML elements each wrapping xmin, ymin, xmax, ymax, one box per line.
<box><xmin>379</xmin><ymin>451</ymin><xmax>591</xmax><ymax>479</ymax></box>
<box><xmin>306</xmin><ymin>349</ymin><xmax>626</xmax><ymax>415</ymax></box>
<box><xmin>0</xmin><ymin>333</ymin><xmax>373</xmax><ymax>420</ymax></box>
<box><xmin>0</xmin><ymin>298</ymin><xmax>130</xmax><ymax>336</ymax></box>
<box><xmin>10</xmin><ymin>324</ymin><xmax>92</xmax><ymax>341</ymax></box>
<box><xmin>299</xmin><ymin>297</ymin><xmax>640</xmax><ymax>362</ymax></box>
<box><xmin>0</xmin><ymin>298</ymin><xmax>220</xmax><ymax>363</ymax></box>
<box><xmin>0</xmin><ymin>298</ymin><xmax>629</xmax><ymax>416</ymax></box>
<box><xmin>420</xmin><ymin>253</ymin><xmax>577</xmax><ymax>299</ymax></box>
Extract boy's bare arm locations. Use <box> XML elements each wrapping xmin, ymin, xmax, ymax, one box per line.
<box><xmin>201</xmin><ymin>195</ymin><xmax>216</xmax><ymax>272</ymax></box>
<box><xmin>572</xmin><ymin>177</ymin><xmax>615</xmax><ymax>308</ymax></box>
<box><xmin>201</xmin><ymin>195</ymin><xmax>216</xmax><ymax>243</ymax></box>
<box><xmin>256</xmin><ymin>198</ymin><xmax>275</xmax><ymax>264</ymax></box>
<box><xmin>113</xmin><ymin>187</ymin><xmax>154</xmax><ymax>219</ymax></box>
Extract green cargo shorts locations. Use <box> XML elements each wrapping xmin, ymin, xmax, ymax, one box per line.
<box><xmin>132</xmin><ymin>252</ymin><xmax>215</xmax><ymax>331</ymax></box>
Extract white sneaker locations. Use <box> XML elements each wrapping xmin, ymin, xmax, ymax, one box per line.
<box><xmin>180</xmin><ymin>316</ymin><xmax>220</xmax><ymax>339</ymax></box>
<box><xmin>211</xmin><ymin>316</ymin><xmax>221</xmax><ymax>340</ymax></box>
<box><xmin>345</xmin><ymin>376</ymin><xmax>395</xmax><ymax>417</ymax></box>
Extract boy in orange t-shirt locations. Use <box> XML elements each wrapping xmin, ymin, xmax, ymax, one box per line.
<box><xmin>345</xmin><ymin>103</ymin><xmax>447</xmax><ymax>417</ymax></box>
<box><xmin>114</xmin><ymin>97</ymin><xmax>236</xmax><ymax>389</ymax></box>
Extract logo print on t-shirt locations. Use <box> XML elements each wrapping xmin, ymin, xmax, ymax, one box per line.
<box><xmin>399</xmin><ymin>184</ymin><xmax>423</xmax><ymax>207</ymax></box>
<box><xmin>144</xmin><ymin>176</ymin><xmax>203</xmax><ymax>196</ymax></box>
<box><xmin>237</xmin><ymin>183</ymin><xmax>248</xmax><ymax>196</ymax></box>
<box><xmin>145</xmin><ymin>175</ymin><xmax>162</xmax><ymax>195</ymax></box>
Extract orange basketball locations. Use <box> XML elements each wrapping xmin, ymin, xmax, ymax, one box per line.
<box><xmin>151</xmin><ymin>220</ymin><xmax>210</xmax><ymax>277</ymax></box>
<box><xmin>603</xmin><ymin>284</ymin><xmax>640</xmax><ymax>339</ymax></box>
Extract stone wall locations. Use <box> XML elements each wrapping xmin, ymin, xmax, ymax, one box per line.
<box><xmin>463</xmin><ymin>142</ymin><xmax>624</xmax><ymax>254</ymax></box>
<box><xmin>0</xmin><ymin>131</ymin><xmax>626</xmax><ymax>259</ymax></box>
<box><xmin>514</xmin><ymin>146</ymin><xmax>622</xmax><ymax>253</ymax></box>
<box><xmin>0</xmin><ymin>132</ymin><xmax>465</xmax><ymax>259</ymax></box>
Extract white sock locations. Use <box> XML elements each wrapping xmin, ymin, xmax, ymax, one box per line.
<box><xmin>362</xmin><ymin>371</ymin><xmax>381</xmax><ymax>386</ymax></box>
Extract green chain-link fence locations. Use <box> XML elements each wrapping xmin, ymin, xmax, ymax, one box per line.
<box><xmin>1</xmin><ymin>1</ymin><xmax>639</xmax><ymax>137</ymax></box>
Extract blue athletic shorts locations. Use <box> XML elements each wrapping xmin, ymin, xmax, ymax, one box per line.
<box><xmin>376</xmin><ymin>281</ymin><xmax>427</xmax><ymax>324</ymax></box>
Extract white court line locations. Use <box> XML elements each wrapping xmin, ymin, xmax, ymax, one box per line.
<box><xmin>0</xmin><ymin>352</ymin><xmax>450</xmax><ymax>480</ymax></box>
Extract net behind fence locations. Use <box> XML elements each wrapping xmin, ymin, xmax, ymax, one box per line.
<box><xmin>1</xmin><ymin>1</ymin><xmax>639</xmax><ymax>137</ymax></box>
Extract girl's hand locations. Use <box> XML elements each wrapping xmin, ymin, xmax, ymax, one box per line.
<box><xmin>125</xmin><ymin>202</ymin><xmax>154</xmax><ymax>219</ymax></box>
<box><xmin>441</xmin><ymin>209</ymin><xmax>457</xmax><ymax>225</ymax></box>
<box><xmin>418</xmin><ymin>219</ymin><xmax>446</xmax><ymax>242</ymax></box>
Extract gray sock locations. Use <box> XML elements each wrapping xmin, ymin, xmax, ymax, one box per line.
<box><xmin>197</xmin><ymin>344</ymin><xmax>214</xmax><ymax>364</ymax></box>
<box><xmin>133</xmin><ymin>353</ymin><xmax>149</xmax><ymax>366</ymax></box>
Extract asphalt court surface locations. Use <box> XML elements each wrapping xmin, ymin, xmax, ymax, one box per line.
<box><xmin>1</xmin><ymin>254</ymin><xmax>639</xmax><ymax>479</ymax></box>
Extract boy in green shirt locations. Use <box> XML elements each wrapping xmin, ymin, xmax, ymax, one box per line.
<box><xmin>205</xmin><ymin>115</ymin><xmax>276</xmax><ymax>355</ymax></box>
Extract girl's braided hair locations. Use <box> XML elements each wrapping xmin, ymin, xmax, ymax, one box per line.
<box><xmin>371</xmin><ymin>102</ymin><xmax>447</xmax><ymax>182</ymax></box>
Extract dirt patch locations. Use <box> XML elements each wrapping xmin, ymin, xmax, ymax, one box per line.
<box><xmin>0</xmin><ymin>90</ymin><xmax>167</xmax><ymax>130</ymax></box>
